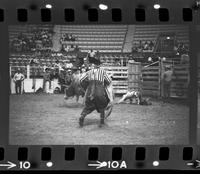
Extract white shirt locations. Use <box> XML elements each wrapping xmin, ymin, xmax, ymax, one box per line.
<box><xmin>124</xmin><ymin>90</ymin><xmax>139</xmax><ymax>99</ymax></box>
<box><xmin>163</xmin><ymin>70</ymin><xmax>173</xmax><ymax>82</ymax></box>
<box><xmin>65</xmin><ymin>63</ymin><xmax>73</xmax><ymax>69</ymax></box>
<box><xmin>88</xmin><ymin>51</ymin><xmax>96</xmax><ymax>57</ymax></box>
<box><xmin>13</xmin><ymin>73</ymin><xmax>25</xmax><ymax>81</ymax></box>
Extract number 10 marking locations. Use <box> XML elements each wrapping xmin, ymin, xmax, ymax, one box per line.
<box><xmin>19</xmin><ymin>161</ymin><xmax>31</xmax><ymax>169</ymax></box>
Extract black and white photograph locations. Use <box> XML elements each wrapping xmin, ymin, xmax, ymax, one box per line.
<box><xmin>9</xmin><ymin>25</ymin><xmax>190</xmax><ymax>145</ymax></box>
<box><xmin>198</xmin><ymin>54</ymin><xmax>200</xmax><ymax>144</ymax></box>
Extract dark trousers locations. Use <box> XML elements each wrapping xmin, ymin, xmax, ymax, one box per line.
<box><xmin>81</xmin><ymin>81</ymin><xmax>109</xmax><ymax>117</ymax></box>
<box><xmin>15</xmin><ymin>80</ymin><xmax>22</xmax><ymax>94</ymax></box>
<box><xmin>163</xmin><ymin>81</ymin><xmax>171</xmax><ymax>98</ymax></box>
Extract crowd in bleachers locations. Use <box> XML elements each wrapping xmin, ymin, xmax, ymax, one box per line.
<box><xmin>11</xmin><ymin>33</ymin><xmax>31</xmax><ymax>52</ymax></box>
<box><xmin>9</xmin><ymin>26</ymin><xmax>189</xmax><ymax>71</ymax></box>
<box><xmin>33</xmin><ymin>29</ymin><xmax>53</xmax><ymax>48</ymax></box>
<box><xmin>60</xmin><ymin>33</ymin><xmax>76</xmax><ymax>42</ymax></box>
<box><xmin>132</xmin><ymin>40</ymin><xmax>155</xmax><ymax>53</ymax></box>
<box><xmin>174</xmin><ymin>43</ymin><xmax>189</xmax><ymax>55</ymax></box>
<box><xmin>60</xmin><ymin>33</ymin><xmax>77</xmax><ymax>52</ymax></box>
<box><xmin>11</xmin><ymin>29</ymin><xmax>53</xmax><ymax>53</ymax></box>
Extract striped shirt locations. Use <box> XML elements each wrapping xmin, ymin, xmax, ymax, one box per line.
<box><xmin>80</xmin><ymin>68</ymin><xmax>112</xmax><ymax>86</ymax></box>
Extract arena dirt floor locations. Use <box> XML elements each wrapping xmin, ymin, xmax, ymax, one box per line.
<box><xmin>9</xmin><ymin>94</ymin><xmax>189</xmax><ymax>145</ymax></box>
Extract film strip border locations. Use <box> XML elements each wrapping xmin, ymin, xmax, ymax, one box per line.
<box><xmin>0</xmin><ymin>0</ymin><xmax>200</xmax><ymax>23</ymax></box>
<box><xmin>0</xmin><ymin>146</ymin><xmax>200</xmax><ymax>170</ymax></box>
<box><xmin>0</xmin><ymin>7</ymin><xmax>194</xmax><ymax>22</ymax></box>
<box><xmin>0</xmin><ymin>7</ymin><xmax>195</xmax><ymax>23</ymax></box>
<box><xmin>0</xmin><ymin>0</ymin><xmax>199</xmax><ymax>171</ymax></box>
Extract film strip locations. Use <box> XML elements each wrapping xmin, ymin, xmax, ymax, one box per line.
<box><xmin>0</xmin><ymin>0</ymin><xmax>199</xmax><ymax>171</ymax></box>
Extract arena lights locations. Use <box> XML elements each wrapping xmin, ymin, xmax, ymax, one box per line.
<box><xmin>153</xmin><ymin>4</ymin><xmax>161</xmax><ymax>9</ymax></box>
<box><xmin>45</xmin><ymin>4</ymin><xmax>52</xmax><ymax>9</ymax></box>
<box><xmin>99</xmin><ymin>4</ymin><xmax>108</xmax><ymax>10</ymax></box>
<box><xmin>148</xmin><ymin>57</ymin><xmax>152</xmax><ymax>62</ymax></box>
<box><xmin>166</xmin><ymin>36</ymin><xmax>170</xmax><ymax>39</ymax></box>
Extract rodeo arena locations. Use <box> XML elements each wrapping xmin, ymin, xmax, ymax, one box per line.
<box><xmin>198</xmin><ymin>58</ymin><xmax>200</xmax><ymax>144</ymax></box>
<box><xmin>9</xmin><ymin>25</ymin><xmax>190</xmax><ymax>145</ymax></box>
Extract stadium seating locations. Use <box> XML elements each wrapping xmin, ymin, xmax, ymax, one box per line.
<box><xmin>133</xmin><ymin>25</ymin><xmax>189</xmax><ymax>46</ymax></box>
<box><xmin>9</xmin><ymin>25</ymin><xmax>190</xmax><ymax>70</ymax></box>
<box><xmin>9</xmin><ymin>25</ymin><xmax>54</xmax><ymax>41</ymax></box>
<box><xmin>57</xmin><ymin>25</ymin><xmax>127</xmax><ymax>52</ymax></box>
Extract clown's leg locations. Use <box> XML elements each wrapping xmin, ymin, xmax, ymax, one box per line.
<box><xmin>105</xmin><ymin>103</ymin><xmax>113</xmax><ymax>119</ymax></box>
<box><xmin>64</xmin><ymin>88</ymin><xmax>68</xmax><ymax>100</ymax></box>
<box><xmin>76</xmin><ymin>95</ymin><xmax>79</xmax><ymax>103</ymax></box>
<box><xmin>79</xmin><ymin>104</ymin><xmax>95</xmax><ymax>127</ymax></box>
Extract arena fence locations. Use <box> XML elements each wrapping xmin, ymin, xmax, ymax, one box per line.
<box><xmin>141</xmin><ymin>61</ymin><xmax>161</xmax><ymax>97</ymax></box>
<box><xmin>103</xmin><ymin>66</ymin><xmax>128</xmax><ymax>94</ymax></box>
<box><xmin>103</xmin><ymin>59</ymin><xmax>189</xmax><ymax>98</ymax></box>
<box><xmin>10</xmin><ymin>61</ymin><xmax>189</xmax><ymax>98</ymax></box>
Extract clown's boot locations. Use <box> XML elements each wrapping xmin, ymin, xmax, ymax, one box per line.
<box><xmin>79</xmin><ymin>115</ymin><xmax>85</xmax><ymax>127</ymax></box>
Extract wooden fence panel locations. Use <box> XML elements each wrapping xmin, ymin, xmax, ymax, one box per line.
<box><xmin>102</xmin><ymin>60</ymin><xmax>189</xmax><ymax>98</ymax></box>
<box><xmin>103</xmin><ymin>66</ymin><xmax>128</xmax><ymax>94</ymax></box>
<box><xmin>128</xmin><ymin>62</ymin><xmax>142</xmax><ymax>92</ymax></box>
<box><xmin>170</xmin><ymin>65</ymin><xmax>189</xmax><ymax>98</ymax></box>
<box><xmin>141</xmin><ymin>65</ymin><xmax>161</xmax><ymax>97</ymax></box>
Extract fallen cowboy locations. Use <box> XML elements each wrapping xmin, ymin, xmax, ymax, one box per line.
<box><xmin>117</xmin><ymin>90</ymin><xmax>152</xmax><ymax>105</ymax></box>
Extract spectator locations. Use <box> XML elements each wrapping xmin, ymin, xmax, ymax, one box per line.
<box><xmin>43</xmin><ymin>68</ymin><xmax>52</xmax><ymax>92</ymax></box>
<box><xmin>68</xmin><ymin>34</ymin><xmax>72</xmax><ymax>41</ymax></box>
<box><xmin>65</xmin><ymin>70</ymin><xmax>73</xmax><ymax>86</ymax></box>
<box><xmin>128</xmin><ymin>53</ymin><xmax>134</xmax><ymax>61</ymax></box>
<box><xmin>149</xmin><ymin>41</ymin><xmax>154</xmax><ymax>50</ymax></box>
<box><xmin>71</xmin><ymin>34</ymin><xmax>76</xmax><ymax>41</ymax></box>
<box><xmin>137</xmin><ymin>41</ymin><xmax>143</xmax><ymax>52</ymax></box>
<box><xmin>162</xmin><ymin>65</ymin><xmax>174</xmax><ymax>100</ymax></box>
<box><xmin>74</xmin><ymin>46</ymin><xmax>84</xmax><ymax>67</ymax></box>
<box><xmin>29</xmin><ymin>57</ymin><xmax>39</xmax><ymax>66</ymax></box>
<box><xmin>65</xmin><ymin>34</ymin><xmax>69</xmax><ymax>41</ymax></box>
<box><xmin>174</xmin><ymin>42</ymin><xmax>189</xmax><ymax>56</ymax></box>
<box><xmin>87</xmin><ymin>49</ymin><xmax>97</xmax><ymax>64</ymax></box>
<box><xmin>144</xmin><ymin>41</ymin><xmax>148</xmax><ymax>50</ymax></box>
<box><xmin>174</xmin><ymin>43</ymin><xmax>178</xmax><ymax>53</ymax></box>
<box><xmin>131</xmin><ymin>46</ymin><xmax>137</xmax><ymax>53</ymax></box>
<box><xmin>13</xmin><ymin>68</ymin><xmax>25</xmax><ymax>95</ymax></box>
<box><xmin>65</xmin><ymin>60</ymin><xmax>73</xmax><ymax>69</ymax></box>
<box><xmin>29</xmin><ymin>57</ymin><xmax>39</xmax><ymax>89</ymax></box>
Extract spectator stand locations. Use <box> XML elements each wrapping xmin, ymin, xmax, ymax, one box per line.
<box><xmin>9</xmin><ymin>25</ymin><xmax>54</xmax><ymax>54</ymax></box>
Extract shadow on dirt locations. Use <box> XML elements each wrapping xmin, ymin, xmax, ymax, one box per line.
<box><xmin>58</xmin><ymin>102</ymin><xmax>84</xmax><ymax>108</ymax></box>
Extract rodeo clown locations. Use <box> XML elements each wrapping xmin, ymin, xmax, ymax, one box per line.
<box><xmin>79</xmin><ymin>55</ymin><xmax>113</xmax><ymax>127</ymax></box>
